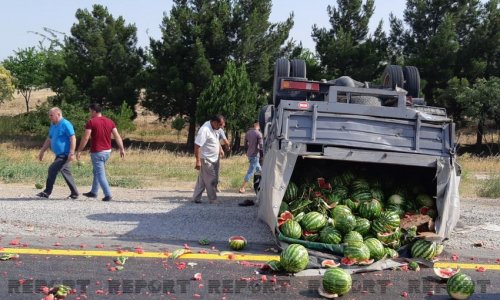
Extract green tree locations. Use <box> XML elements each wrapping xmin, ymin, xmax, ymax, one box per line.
<box><xmin>435</xmin><ymin>77</ymin><xmax>470</xmax><ymax>124</ymax></box>
<box><xmin>456</xmin><ymin>77</ymin><xmax>500</xmax><ymax>146</ymax></box>
<box><xmin>144</xmin><ymin>0</ymin><xmax>292</xmax><ymax>149</ymax></box>
<box><xmin>197</xmin><ymin>62</ymin><xmax>265</xmax><ymax>150</ymax></box>
<box><xmin>2</xmin><ymin>47</ymin><xmax>47</xmax><ymax>112</ymax></box>
<box><xmin>312</xmin><ymin>0</ymin><xmax>388</xmax><ymax>81</ymax></box>
<box><xmin>0</xmin><ymin>65</ymin><xmax>15</xmax><ymax>104</ymax></box>
<box><xmin>47</xmin><ymin>4</ymin><xmax>145</xmax><ymax>111</ymax></box>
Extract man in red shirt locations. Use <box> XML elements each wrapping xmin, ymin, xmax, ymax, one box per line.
<box><xmin>76</xmin><ymin>103</ymin><xmax>125</xmax><ymax>201</ymax></box>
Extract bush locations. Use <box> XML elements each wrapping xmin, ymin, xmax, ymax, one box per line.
<box><xmin>477</xmin><ymin>175</ymin><xmax>500</xmax><ymax>198</ymax></box>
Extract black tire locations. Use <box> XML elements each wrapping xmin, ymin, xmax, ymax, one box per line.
<box><xmin>350</xmin><ymin>96</ymin><xmax>382</xmax><ymax>106</ymax></box>
<box><xmin>273</xmin><ymin>58</ymin><xmax>290</xmax><ymax>107</ymax></box>
<box><xmin>253</xmin><ymin>172</ymin><xmax>261</xmax><ymax>194</ymax></box>
<box><xmin>403</xmin><ymin>66</ymin><xmax>420</xmax><ymax>98</ymax></box>
<box><xmin>258</xmin><ymin>105</ymin><xmax>274</xmax><ymax>137</ymax></box>
<box><xmin>290</xmin><ymin>59</ymin><xmax>306</xmax><ymax>78</ymax></box>
<box><xmin>382</xmin><ymin>65</ymin><xmax>404</xmax><ymax>89</ymax></box>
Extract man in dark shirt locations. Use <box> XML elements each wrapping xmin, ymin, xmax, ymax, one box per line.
<box><xmin>239</xmin><ymin>120</ymin><xmax>263</xmax><ymax>195</ymax></box>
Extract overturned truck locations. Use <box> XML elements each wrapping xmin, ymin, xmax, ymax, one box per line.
<box><xmin>257</xmin><ymin>58</ymin><xmax>460</xmax><ymax>256</ymax></box>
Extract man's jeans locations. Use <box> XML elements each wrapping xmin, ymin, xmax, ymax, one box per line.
<box><xmin>90</xmin><ymin>151</ymin><xmax>111</xmax><ymax>197</ymax></box>
<box><xmin>244</xmin><ymin>156</ymin><xmax>261</xmax><ymax>182</ymax></box>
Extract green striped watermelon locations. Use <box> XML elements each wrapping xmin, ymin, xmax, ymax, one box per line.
<box><xmin>370</xmin><ymin>187</ymin><xmax>384</xmax><ymax>202</ymax></box>
<box><xmin>416</xmin><ymin>193</ymin><xmax>434</xmax><ymax>207</ymax></box>
<box><xmin>343</xmin><ymin>242</ymin><xmax>371</xmax><ymax>262</ymax></box>
<box><xmin>300</xmin><ymin>211</ymin><xmax>327</xmax><ymax>232</ymax></box>
<box><xmin>280</xmin><ymin>220</ymin><xmax>302</xmax><ymax>239</ymax></box>
<box><xmin>354</xmin><ymin>217</ymin><xmax>371</xmax><ymax>236</ymax></box>
<box><xmin>322</xmin><ymin>268</ymin><xmax>352</xmax><ymax>295</ymax></box>
<box><xmin>331</xmin><ymin>205</ymin><xmax>352</xmax><ymax>217</ymax></box>
<box><xmin>350</xmin><ymin>179</ymin><xmax>370</xmax><ymax>192</ymax></box>
<box><xmin>411</xmin><ymin>239</ymin><xmax>438</xmax><ymax>260</ymax></box>
<box><xmin>334</xmin><ymin>213</ymin><xmax>356</xmax><ymax>234</ymax></box>
<box><xmin>279</xmin><ymin>201</ymin><xmax>289</xmax><ymax>215</ymax></box>
<box><xmin>280</xmin><ymin>244</ymin><xmax>309</xmax><ymax>273</ymax></box>
<box><xmin>371</xmin><ymin>211</ymin><xmax>401</xmax><ymax>233</ymax></box>
<box><xmin>447</xmin><ymin>273</ymin><xmax>475</xmax><ymax>299</ymax></box>
<box><xmin>376</xmin><ymin>228</ymin><xmax>402</xmax><ymax>245</ymax></box>
<box><xmin>283</xmin><ymin>182</ymin><xmax>298</xmax><ymax>203</ymax></box>
<box><xmin>344</xmin><ymin>198</ymin><xmax>360</xmax><ymax>213</ymax></box>
<box><xmin>319</xmin><ymin>226</ymin><xmax>342</xmax><ymax>244</ymax></box>
<box><xmin>343</xmin><ymin>231</ymin><xmax>364</xmax><ymax>245</ymax></box>
<box><xmin>384</xmin><ymin>247</ymin><xmax>399</xmax><ymax>258</ymax></box>
<box><xmin>364</xmin><ymin>238</ymin><xmax>385</xmax><ymax>260</ymax></box>
<box><xmin>228</xmin><ymin>236</ymin><xmax>247</xmax><ymax>250</ymax></box>
<box><xmin>358</xmin><ymin>199</ymin><xmax>382</xmax><ymax>220</ymax></box>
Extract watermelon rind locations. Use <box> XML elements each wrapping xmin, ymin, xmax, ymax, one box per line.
<box><xmin>228</xmin><ymin>236</ymin><xmax>247</xmax><ymax>251</ymax></box>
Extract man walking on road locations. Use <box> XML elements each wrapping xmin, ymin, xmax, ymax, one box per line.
<box><xmin>36</xmin><ymin>107</ymin><xmax>79</xmax><ymax>199</ymax></box>
<box><xmin>192</xmin><ymin>115</ymin><xmax>225</xmax><ymax>204</ymax></box>
<box><xmin>76</xmin><ymin>103</ymin><xmax>125</xmax><ymax>201</ymax></box>
<box><xmin>238</xmin><ymin>120</ymin><xmax>263</xmax><ymax>205</ymax></box>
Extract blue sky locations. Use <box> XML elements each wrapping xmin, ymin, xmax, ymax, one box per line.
<box><xmin>0</xmin><ymin>0</ymin><xmax>405</xmax><ymax>60</ymax></box>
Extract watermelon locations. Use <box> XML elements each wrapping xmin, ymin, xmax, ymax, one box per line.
<box><xmin>300</xmin><ymin>211</ymin><xmax>327</xmax><ymax>232</ymax></box>
<box><xmin>322</xmin><ymin>268</ymin><xmax>352</xmax><ymax>295</ymax></box>
<box><xmin>370</xmin><ymin>188</ymin><xmax>384</xmax><ymax>202</ymax></box>
<box><xmin>343</xmin><ymin>231</ymin><xmax>364</xmax><ymax>245</ymax></box>
<box><xmin>384</xmin><ymin>247</ymin><xmax>399</xmax><ymax>258</ymax></box>
<box><xmin>411</xmin><ymin>239</ymin><xmax>438</xmax><ymax>260</ymax></box>
<box><xmin>434</xmin><ymin>267</ymin><xmax>460</xmax><ymax>279</ymax></box>
<box><xmin>416</xmin><ymin>193</ymin><xmax>434</xmax><ymax>207</ymax></box>
<box><xmin>350</xmin><ymin>179</ymin><xmax>370</xmax><ymax>192</ymax></box>
<box><xmin>333</xmin><ymin>185</ymin><xmax>349</xmax><ymax>199</ymax></box>
<box><xmin>376</xmin><ymin>228</ymin><xmax>402</xmax><ymax>245</ymax></box>
<box><xmin>344</xmin><ymin>198</ymin><xmax>360</xmax><ymax>213</ymax></box>
<box><xmin>321</xmin><ymin>259</ymin><xmax>340</xmax><ymax>268</ymax></box>
<box><xmin>371</xmin><ymin>211</ymin><xmax>400</xmax><ymax>233</ymax></box>
<box><xmin>302</xmin><ymin>230</ymin><xmax>320</xmax><ymax>242</ymax></box>
<box><xmin>228</xmin><ymin>236</ymin><xmax>247</xmax><ymax>250</ymax></box>
<box><xmin>358</xmin><ymin>199</ymin><xmax>382</xmax><ymax>220</ymax></box>
<box><xmin>334</xmin><ymin>213</ymin><xmax>356</xmax><ymax>234</ymax></box>
<box><xmin>330</xmin><ymin>205</ymin><xmax>352</xmax><ymax>218</ymax></box>
<box><xmin>323</xmin><ymin>192</ymin><xmax>342</xmax><ymax>207</ymax></box>
<box><xmin>278</xmin><ymin>201</ymin><xmax>289</xmax><ymax>215</ymax></box>
<box><xmin>364</xmin><ymin>238</ymin><xmax>385</xmax><ymax>260</ymax></box>
<box><xmin>387</xmin><ymin>194</ymin><xmax>405</xmax><ymax>206</ymax></box>
<box><xmin>319</xmin><ymin>226</ymin><xmax>342</xmax><ymax>244</ymax></box>
<box><xmin>277</xmin><ymin>211</ymin><xmax>294</xmax><ymax>226</ymax></box>
<box><xmin>343</xmin><ymin>242</ymin><xmax>371</xmax><ymax>263</ymax></box>
<box><xmin>354</xmin><ymin>217</ymin><xmax>371</xmax><ymax>236</ymax></box>
<box><xmin>447</xmin><ymin>273</ymin><xmax>475</xmax><ymax>299</ymax></box>
<box><xmin>283</xmin><ymin>182</ymin><xmax>298</xmax><ymax>203</ymax></box>
<box><xmin>280</xmin><ymin>220</ymin><xmax>302</xmax><ymax>239</ymax></box>
<box><xmin>385</xmin><ymin>205</ymin><xmax>405</xmax><ymax>217</ymax></box>
<box><xmin>280</xmin><ymin>244</ymin><xmax>309</xmax><ymax>273</ymax></box>
<box><xmin>266</xmin><ymin>260</ymin><xmax>282</xmax><ymax>271</ymax></box>
<box><xmin>289</xmin><ymin>198</ymin><xmax>312</xmax><ymax>215</ymax></box>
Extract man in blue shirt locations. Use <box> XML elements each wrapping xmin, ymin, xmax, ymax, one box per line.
<box><xmin>36</xmin><ymin>107</ymin><xmax>79</xmax><ymax>199</ymax></box>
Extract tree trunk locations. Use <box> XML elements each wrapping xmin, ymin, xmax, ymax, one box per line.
<box><xmin>476</xmin><ymin>119</ymin><xmax>484</xmax><ymax>147</ymax></box>
<box><xmin>187</xmin><ymin>118</ymin><xmax>196</xmax><ymax>152</ymax></box>
<box><xmin>232</xmin><ymin>131</ymin><xmax>242</xmax><ymax>153</ymax></box>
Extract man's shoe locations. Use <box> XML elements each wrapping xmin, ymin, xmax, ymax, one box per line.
<box><xmin>102</xmin><ymin>196</ymin><xmax>112</xmax><ymax>201</ymax></box>
<box><xmin>67</xmin><ymin>194</ymin><xmax>79</xmax><ymax>200</ymax></box>
<box><xmin>83</xmin><ymin>192</ymin><xmax>97</xmax><ymax>198</ymax></box>
<box><xmin>238</xmin><ymin>199</ymin><xmax>255</xmax><ymax>206</ymax></box>
<box><xmin>36</xmin><ymin>191</ymin><xmax>49</xmax><ymax>199</ymax></box>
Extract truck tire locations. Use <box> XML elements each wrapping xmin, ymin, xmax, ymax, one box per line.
<box><xmin>403</xmin><ymin>66</ymin><xmax>420</xmax><ymax>98</ymax></box>
<box><xmin>350</xmin><ymin>96</ymin><xmax>382</xmax><ymax>106</ymax></box>
<box><xmin>258</xmin><ymin>105</ymin><xmax>274</xmax><ymax>138</ymax></box>
<box><xmin>382</xmin><ymin>65</ymin><xmax>404</xmax><ymax>90</ymax></box>
<box><xmin>290</xmin><ymin>59</ymin><xmax>306</xmax><ymax>78</ymax></box>
<box><xmin>273</xmin><ymin>58</ymin><xmax>290</xmax><ymax>107</ymax></box>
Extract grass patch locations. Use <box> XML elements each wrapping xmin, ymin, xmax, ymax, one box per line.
<box><xmin>477</xmin><ymin>175</ymin><xmax>500</xmax><ymax>198</ymax></box>
<box><xmin>0</xmin><ymin>143</ymin><xmax>248</xmax><ymax>191</ymax></box>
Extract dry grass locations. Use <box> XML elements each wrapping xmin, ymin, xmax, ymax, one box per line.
<box><xmin>0</xmin><ymin>89</ymin><xmax>55</xmax><ymax>115</ymax></box>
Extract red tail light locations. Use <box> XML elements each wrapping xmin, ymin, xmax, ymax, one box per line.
<box><xmin>281</xmin><ymin>80</ymin><xmax>320</xmax><ymax>92</ymax></box>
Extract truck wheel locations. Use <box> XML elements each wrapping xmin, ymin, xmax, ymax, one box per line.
<box><xmin>273</xmin><ymin>58</ymin><xmax>290</xmax><ymax>107</ymax></box>
<box><xmin>350</xmin><ymin>96</ymin><xmax>382</xmax><ymax>106</ymax></box>
<box><xmin>258</xmin><ymin>105</ymin><xmax>274</xmax><ymax>137</ymax></box>
<box><xmin>253</xmin><ymin>173</ymin><xmax>261</xmax><ymax>194</ymax></box>
<box><xmin>403</xmin><ymin>66</ymin><xmax>420</xmax><ymax>98</ymax></box>
<box><xmin>290</xmin><ymin>59</ymin><xmax>306</xmax><ymax>78</ymax></box>
<box><xmin>382</xmin><ymin>65</ymin><xmax>404</xmax><ymax>90</ymax></box>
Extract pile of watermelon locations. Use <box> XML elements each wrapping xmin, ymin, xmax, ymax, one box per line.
<box><xmin>277</xmin><ymin>172</ymin><xmax>444</xmax><ymax>265</ymax></box>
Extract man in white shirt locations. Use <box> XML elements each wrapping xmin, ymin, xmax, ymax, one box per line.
<box><xmin>192</xmin><ymin>115</ymin><xmax>225</xmax><ymax>204</ymax></box>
